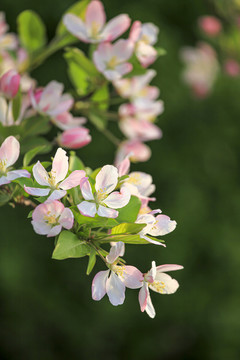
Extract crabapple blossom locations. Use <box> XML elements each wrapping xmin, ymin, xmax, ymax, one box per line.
<box><xmin>77</xmin><ymin>165</ymin><xmax>130</xmax><ymax>218</ymax></box>
<box><xmin>52</xmin><ymin>112</ymin><xmax>86</xmax><ymax>131</ymax></box>
<box><xmin>63</xmin><ymin>0</ymin><xmax>130</xmax><ymax>44</ymax></box>
<box><xmin>57</xmin><ymin>127</ymin><xmax>92</xmax><ymax>149</ymax></box>
<box><xmin>138</xmin><ymin>261</ymin><xmax>183</xmax><ymax>318</ymax></box>
<box><xmin>30</xmin><ymin>81</ymin><xmax>73</xmax><ymax>117</ymax></box>
<box><xmin>92</xmin><ymin>241</ymin><xmax>143</xmax><ymax>305</ymax></box>
<box><xmin>0</xmin><ymin>69</ymin><xmax>20</xmax><ymax>98</ymax></box>
<box><xmin>180</xmin><ymin>42</ymin><xmax>219</xmax><ymax>98</ymax></box>
<box><xmin>130</xmin><ymin>21</ymin><xmax>159</xmax><ymax>67</ymax></box>
<box><xmin>120</xmin><ymin>118</ymin><xmax>162</xmax><ymax>142</ymax></box>
<box><xmin>114</xmin><ymin>69</ymin><xmax>159</xmax><ymax>101</ymax></box>
<box><xmin>93</xmin><ymin>40</ymin><xmax>133</xmax><ymax>81</ymax></box>
<box><xmin>136</xmin><ymin>212</ymin><xmax>177</xmax><ymax>245</ymax></box>
<box><xmin>224</xmin><ymin>59</ymin><xmax>240</xmax><ymax>77</ymax></box>
<box><xmin>24</xmin><ymin>148</ymin><xmax>85</xmax><ymax>200</ymax></box>
<box><xmin>119</xmin><ymin>98</ymin><xmax>164</xmax><ymax>122</ymax></box>
<box><xmin>117</xmin><ymin>155</ymin><xmax>156</xmax><ymax>201</ymax></box>
<box><xmin>198</xmin><ymin>16</ymin><xmax>222</xmax><ymax>37</ymax></box>
<box><xmin>0</xmin><ymin>94</ymin><xmax>32</xmax><ymax>126</ymax></box>
<box><xmin>31</xmin><ymin>200</ymin><xmax>74</xmax><ymax>237</ymax></box>
<box><xmin>0</xmin><ymin>136</ymin><xmax>30</xmax><ymax>185</ymax></box>
<box><xmin>0</xmin><ymin>12</ymin><xmax>17</xmax><ymax>51</ymax></box>
<box><xmin>115</xmin><ymin>140</ymin><xmax>151</xmax><ymax>165</ymax></box>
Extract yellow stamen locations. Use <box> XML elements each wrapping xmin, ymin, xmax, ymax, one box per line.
<box><xmin>150</xmin><ymin>280</ymin><xmax>165</xmax><ymax>294</ymax></box>
<box><xmin>0</xmin><ymin>159</ymin><xmax>7</xmax><ymax>174</ymax></box>
<box><xmin>107</xmin><ymin>56</ymin><xmax>119</xmax><ymax>69</ymax></box>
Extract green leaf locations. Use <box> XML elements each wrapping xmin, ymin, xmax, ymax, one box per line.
<box><xmin>0</xmin><ymin>190</ymin><xmax>12</xmax><ymax>207</ymax></box>
<box><xmin>20</xmin><ymin>137</ymin><xmax>52</xmax><ymax>154</ymax></box>
<box><xmin>91</xmin><ymin>84</ymin><xmax>109</xmax><ymax>110</ymax></box>
<box><xmin>69</xmin><ymin>151</ymin><xmax>85</xmax><ymax>171</ymax></box>
<box><xmin>111</xmin><ymin>222</ymin><xmax>146</xmax><ymax>235</ymax></box>
<box><xmin>13</xmin><ymin>177</ymin><xmax>33</xmax><ymax>188</ymax></box>
<box><xmin>23</xmin><ymin>145</ymin><xmax>49</xmax><ymax>167</ymax></box>
<box><xmin>0</xmin><ymin>123</ymin><xmax>22</xmax><ymax>139</ymax></box>
<box><xmin>52</xmin><ymin>230</ymin><xmax>91</xmax><ymax>260</ymax></box>
<box><xmin>56</xmin><ymin>0</ymin><xmax>90</xmax><ymax>36</ymax></box>
<box><xmin>88</xmin><ymin>112</ymin><xmax>107</xmax><ymax>130</ymax></box>
<box><xmin>156</xmin><ymin>47</ymin><xmax>167</xmax><ymax>57</ymax></box>
<box><xmin>17</xmin><ymin>10</ymin><xmax>47</xmax><ymax>52</ymax></box>
<box><xmin>86</xmin><ymin>248</ymin><xmax>96</xmax><ymax>275</ymax></box>
<box><xmin>100</xmin><ymin>234</ymin><xmax>148</xmax><ymax>245</ymax></box>
<box><xmin>72</xmin><ymin>208</ymin><xmax>118</xmax><ymax>228</ymax></box>
<box><xmin>65</xmin><ymin>47</ymin><xmax>98</xmax><ymax>77</ymax></box>
<box><xmin>21</xmin><ymin>116</ymin><xmax>51</xmax><ymax>138</ymax></box>
<box><xmin>116</xmin><ymin>196</ymin><xmax>141</xmax><ymax>223</ymax></box>
<box><xmin>12</xmin><ymin>90</ymin><xmax>22</xmax><ymax>122</ymax></box>
<box><xmin>90</xmin><ymin>167</ymin><xmax>101</xmax><ymax>180</ymax></box>
<box><xmin>27</xmin><ymin>210</ymin><xmax>33</xmax><ymax>218</ymax></box>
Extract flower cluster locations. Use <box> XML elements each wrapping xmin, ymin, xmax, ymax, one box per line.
<box><xmin>0</xmin><ymin>1</ymin><xmax>183</xmax><ymax>318</ymax></box>
<box><xmin>181</xmin><ymin>7</ymin><xmax>240</xmax><ymax>97</ymax></box>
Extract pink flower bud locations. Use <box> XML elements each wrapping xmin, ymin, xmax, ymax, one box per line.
<box><xmin>57</xmin><ymin>127</ymin><xmax>92</xmax><ymax>149</ymax></box>
<box><xmin>0</xmin><ymin>70</ymin><xmax>20</xmax><ymax>98</ymax></box>
<box><xmin>224</xmin><ymin>59</ymin><xmax>240</xmax><ymax>77</ymax></box>
<box><xmin>198</xmin><ymin>16</ymin><xmax>222</xmax><ymax>37</ymax></box>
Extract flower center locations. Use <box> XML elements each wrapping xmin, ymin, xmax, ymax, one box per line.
<box><xmin>151</xmin><ymin>280</ymin><xmax>165</xmax><ymax>294</ymax></box>
<box><xmin>107</xmin><ymin>56</ymin><xmax>119</xmax><ymax>70</ymax></box>
<box><xmin>96</xmin><ymin>188</ymin><xmax>107</xmax><ymax>202</ymax></box>
<box><xmin>90</xmin><ymin>21</ymin><xmax>101</xmax><ymax>39</ymax></box>
<box><xmin>44</xmin><ymin>211</ymin><xmax>59</xmax><ymax>226</ymax></box>
<box><xmin>141</xmin><ymin>34</ymin><xmax>150</xmax><ymax>44</ymax></box>
<box><xmin>128</xmin><ymin>173</ymin><xmax>141</xmax><ymax>185</ymax></box>
<box><xmin>48</xmin><ymin>171</ymin><xmax>57</xmax><ymax>188</ymax></box>
<box><xmin>0</xmin><ymin>159</ymin><xmax>7</xmax><ymax>175</ymax></box>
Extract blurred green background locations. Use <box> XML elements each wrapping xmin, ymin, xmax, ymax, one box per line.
<box><xmin>1</xmin><ymin>0</ymin><xmax>240</xmax><ymax>359</ymax></box>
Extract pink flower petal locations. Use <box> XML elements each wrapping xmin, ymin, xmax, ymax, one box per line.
<box><xmin>101</xmin><ymin>14</ymin><xmax>131</xmax><ymax>42</ymax></box>
<box><xmin>52</xmin><ymin>148</ymin><xmax>69</xmax><ymax>184</ymax></box>
<box><xmin>47</xmin><ymin>189</ymin><xmax>67</xmax><ymax>201</ymax></box>
<box><xmin>97</xmin><ymin>205</ymin><xmax>118</xmax><ymax>218</ymax></box>
<box><xmin>113</xmin><ymin>39</ymin><xmax>134</xmax><ymax>61</ymax></box>
<box><xmin>115</xmin><ymin>63</ymin><xmax>133</xmax><ymax>77</ymax></box>
<box><xmin>60</xmin><ymin>170</ymin><xmax>85</xmax><ymax>190</ymax></box>
<box><xmin>150</xmin><ymin>272</ymin><xmax>180</xmax><ymax>295</ymax></box>
<box><xmin>117</xmin><ymin>155</ymin><xmax>130</xmax><ymax>177</ymax></box>
<box><xmin>92</xmin><ymin>270</ymin><xmax>109</xmax><ymax>301</ymax></box>
<box><xmin>63</xmin><ymin>14</ymin><xmax>89</xmax><ymax>42</ymax></box>
<box><xmin>106</xmin><ymin>272</ymin><xmax>125</xmax><ymax>306</ymax></box>
<box><xmin>7</xmin><ymin>169</ymin><xmax>31</xmax><ymax>181</ymax></box>
<box><xmin>48</xmin><ymin>94</ymin><xmax>73</xmax><ymax>117</ymax></box>
<box><xmin>156</xmin><ymin>264</ymin><xmax>184</xmax><ymax>273</ymax></box>
<box><xmin>85</xmin><ymin>0</ymin><xmax>106</xmax><ymax>33</ymax></box>
<box><xmin>121</xmin><ymin>265</ymin><xmax>143</xmax><ymax>289</ymax></box>
<box><xmin>33</xmin><ymin>161</ymin><xmax>50</xmax><ymax>186</ymax></box>
<box><xmin>149</xmin><ymin>214</ymin><xmax>177</xmax><ymax>236</ymax></box>
<box><xmin>77</xmin><ymin>200</ymin><xmax>97</xmax><ymax>217</ymax></box>
<box><xmin>138</xmin><ymin>282</ymin><xmax>148</xmax><ymax>312</ymax></box>
<box><xmin>47</xmin><ymin>225</ymin><xmax>62</xmax><ymax>237</ymax></box>
<box><xmin>106</xmin><ymin>241</ymin><xmax>125</xmax><ymax>264</ymax></box>
<box><xmin>0</xmin><ymin>136</ymin><xmax>19</xmax><ymax>167</ymax></box>
<box><xmin>79</xmin><ymin>177</ymin><xmax>94</xmax><ymax>200</ymax></box>
<box><xmin>59</xmin><ymin>208</ymin><xmax>74</xmax><ymax>229</ymax></box>
<box><xmin>95</xmin><ymin>165</ymin><xmax>118</xmax><ymax>194</ymax></box>
<box><xmin>103</xmin><ymin>186</ymin><xmax>130</xmax><ymax>209</ymax></box>
<box><xmin>24</xmin><ymin>185</ymin><xmax>50</xmax><ymax>197</ymax></box>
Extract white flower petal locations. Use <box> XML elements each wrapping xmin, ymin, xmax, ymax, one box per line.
<box><xmin>77</xmin><ymin>200</ymin><xmax>97</xmax><ymax>217</ymax></box>
<box><xmin>47</xmin><ymin>225</ymin><xmax>62</xmax><ymax>237</ymax></box>
<box><xmin>47</xmin><ymin>189</ymin><xmax>66</xmax><ymax>201</ymax></box>
<box><xmin>92</xmin><ymin>270</ymin><xmax>109</xmax><ymax>301</ymax></box>
<box><xmin>59</xmin><ymin>170</ymin><xmax>85</xmax><ymax>190</ymax></box>
<box><xmin>103</xmin><ymin>186</ymin><xmax>130</xmax><ymax>209</ymax></box>
<box><xmin>0</xmin><ymin>136</ymin><xmax>19</xmax><ymax>167</ymax></box>
<box><xmin>97</xmin><ymin>205</ymin><xmax>118</xmax><ymax>218</ymax></box>
<box><xmin>51</xmin><ymin>148</ymin><xmax>68</xmax><ymax>184</ymax></box>
<box><xmin>106</xmin><ymin>272</ymin><xmax>125</xmax><ymax>306</ymax></box>
<box><xmin>106</xmin><ymin>241</ymin><xmax>125</xmax><ymax>264</ymax></box>
<box><xmin>24</xmin><ymin>186</ymin><xmax>50</xmax><ymax>197</ymax></box>
<box><xmin>79</xmin><ymin>177</ymin><xmax>94</xmax><ymax>200</ymax></box>
<box><xmin>33</xmin><ymin>161</ymin><xmax>50</xmax><ymax>186</ymax></box>
<box><xmin>150</xmin><ymin>272</ymin><xmax>180</xmax><ymax>295</ymax></box>
<box><xmin>95</xmin><ymin>165</ymin><xmax>118</xmax><ymax>194</ymax></box>
<box><xmin>59</xmin><ymin>208</ymin><xmax>74</xmax><ymax>229</ymax></box>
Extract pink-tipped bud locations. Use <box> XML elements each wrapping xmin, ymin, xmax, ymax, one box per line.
<box><xmin>57</xmin><ymin>127</ymin><xmax>92</xmax><ymax>149</ymax></box>
<box><xmin>224</xmin><ymin>59</ymin><xmax>240</xmax><ymax>77</ymax></box>
<box><xmin>0</xmin><ymin>70</ymin><xmax>20</xmax><ymax>98</ymax></box>
<box><xmin>198</xmin><ymin>16</ymin><xmax>222</xmax><ymax>37</ymax></box>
